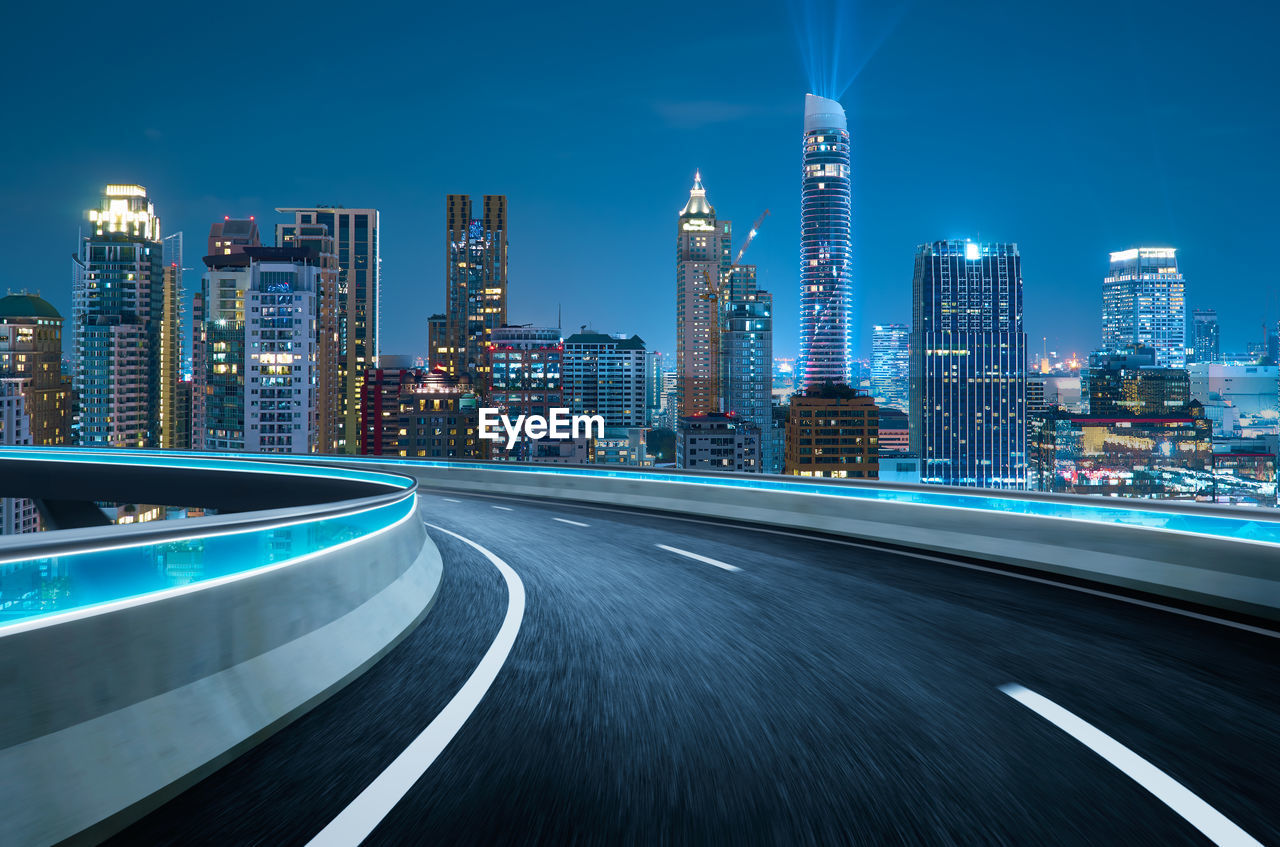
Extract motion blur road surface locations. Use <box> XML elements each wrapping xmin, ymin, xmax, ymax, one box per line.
<box><xmin>112</xmin><ymin>491</ymin><xmax>1279</xmax><ymax>846</ymax></box>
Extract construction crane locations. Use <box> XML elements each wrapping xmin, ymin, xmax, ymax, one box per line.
<box><xmin>732</xmin><ymin>209</ymin><xmax>771</xmax><ymax>267</ymax></box>
<box><xmin>695</xmin><ymin>209</ymin><xmax>770</xmax><ymax>412</ymax></box>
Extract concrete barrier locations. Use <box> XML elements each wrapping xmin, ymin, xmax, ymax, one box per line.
<box><xmin>0</xmin><ymin>482</ymin><xmax>439</xmax><ymax>846</ymax></box>
<box><xmin>387</xmin><ymin>463</ymin><xmax>1280</xmax><ymax>622</ymax></box>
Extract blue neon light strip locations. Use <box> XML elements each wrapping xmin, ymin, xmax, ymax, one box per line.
<box><xmin>0</xmin><ymin>449</ymin><xmax>416</xmax><ymax>628</ymax></box>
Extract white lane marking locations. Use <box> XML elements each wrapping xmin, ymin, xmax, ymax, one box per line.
<box><xmin>656</xmin><ymin>543</ymin><xmax>740</xmax><ymax>572</ymax></box>
<box><xmin>492</xmin><ymin>505</ymin><xmax>514</xmax><ymax>511</ymax></box>
<box><xmin>553</xmin><ymin>517</ymin><xmax>590</xmax><ymax>527</ymax></box>
<box><xmin>307</xmin><ymin>524</ymin><xmax>525</xmax><ymax>847</ymax></box>
<box><xmin>999</xmin><ymin>684</ymin><xmax>1263</xmax><ymax>847</ymax></box>
<box><xmin>442</xmin><ymin>498</ymin><xmax>461</xmax><ymax>503</ymax></box>
<box><xmin>456</xmin><ymin>493</ymin><xmax>1278</xmax><ymax>640</ymax></box>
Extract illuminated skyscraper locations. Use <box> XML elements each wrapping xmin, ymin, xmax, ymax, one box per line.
<box><xmin>799</xmin><ymin>94</ymin><xmax>852</xmax><ymax>388</ymax></box>
<box><xmin>1101</xmin><ymin>247</ymin><xmax>1186</xmax><ymax>368</ymax></box>
<box><xmin>910</xmin><ymin>240</ymin><xmax>1027</xmax><ymax>489</ymax></box>
<box><xmin>277</xmin><ymin>206</ymin><xmax>379</xmax><ymax>452</ymax></box>
<box><xmin>721</xmin><ymin>296</ymin><xmax>777</xmax><ymax>472</ymax></box>
<box><xmin>870</xmin><ymin>324</ymin><xmax>909</xmax><ymax>413</ymax></box>
<box><xmin>675</xmin><ymin>173</ymin><xmax>731</xmax><ymax>417</ymax></box>
<box><xmin>444</xmin><ymin>195</ymin><xmax>507</xmax><ymax>392</ymax></box>
<box><xmin>72</xmin><ymin>184</ymin><xmax>166</xmax><ymax>447</ymax></box>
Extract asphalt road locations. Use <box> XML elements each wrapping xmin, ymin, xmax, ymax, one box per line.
<box><xmin>111</xmin><ymin>491</ymin><xmax>1280</xmax><ymax>846</ymax></box>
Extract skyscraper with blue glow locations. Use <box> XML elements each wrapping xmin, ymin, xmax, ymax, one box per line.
<box><xmin>799</xmin><ymin>94</ymin><xmax>852</xmax><ymax>387</ymax></box>
<box><xmin>910</xmin><ymin>240</ymin><xmax>1027</xmax><ymax>489</ymax></box>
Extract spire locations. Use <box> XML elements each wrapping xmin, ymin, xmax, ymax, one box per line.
<box><xmin>680</xmin><ymin>170</ymin><xmax>714</xmax><ymax>218</ymax></box>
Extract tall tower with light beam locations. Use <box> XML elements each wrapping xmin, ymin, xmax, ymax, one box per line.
<box><xmin>799</xmin><ymin>94</ymin><xmax>853</xmax><ymax>388</ymax></box>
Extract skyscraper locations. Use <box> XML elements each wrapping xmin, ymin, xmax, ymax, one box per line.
<box><xmin>1189</xmin><ymin>308</ymin><xmax>1220</xmax><ymax>364</ymax></box>
<box><xmin>193</xmin><ymin>245</ymin><xmax>320</xmax><ymax>453</ymax></box>
<box><xmin>72</xmin><ymin>184</ymin><xmax>166</xmax><ymax>448</ymax></box>
<box><xmin>721</xmin><ymin>297</ymin><xmax>777</xmax><ymax>472</ymax></box>
<box><xmin>277</xmin><ymin>206</ymin><xmax>380</xmax><ymax>452</ymax></box>
<box><xmin>1101</xmin><ymin>247</ymin><xmax>1186</xmax><ymax>368</ymax></box>
<box><xmin>910</xmin><ymin>240</ymin><xmax>1027</xmax><ymax>489</ymax></box>
<box><xmin>443</xmin><ymin>195</ymin><xmax>507</xmax><ymax>392</ymax></box>
<box><xmin>799</xmin><ymin>94</ymin><xmax>852</xmax><ymax>388</ymax></box>
<box><xmin>676</xmin><ymin>173</ymin><xmax>731</xmax><ymax>417</ymax></box>
<box><xmin>275</xmin><ymin>216</ymin><xmax>340</xmax><ymax>452</ymax></box>
<box><xmin>870</xmin><ymin>324</ymin><xmax>909</xmax><ymax>413</ymax></box>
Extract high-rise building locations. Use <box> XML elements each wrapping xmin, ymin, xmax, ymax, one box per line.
<box><xmin>426</xmin><ymin>313</ymin><xmax>448</xmax><ymax>371</ymax></box>
<box><xmin>0</xmin><ymin>293</ymin><xmax>70</xmax><ymax>446</ymax></box>
<box><xmin>72</xmin><ymin>184</ymin><xmax>166</xmax><ymax>448</ymax></box>
<box><xmin>1102</xmin><ymin>247</ymin><xmax>1186</xmax><ymax>368</ymax></box>
<box><xmin>0</xmin><ymin>380</ymin><xmax>37</xmax><ymax>534</ymax></box>
<box><xmin>1190</xmin><ymin>308</ymin><xmax>1220</xmax><ymax>364</ymax></box>
<box><xmin>1083</xmin><ymin>347</ymin><xmax>1190</xmax><ymax>416</ymax></box>
<box><xmin>443</xmin><ymin>195</ymin><xmax>507</xmax><ymax>392</ymax></box>
<box><xmin>645</xmin><ymin>350</ymin><xmax>665</xmax><ymax>426</ymax></box>
<box><xmin>173</xmin><ymin>378</ymin><xmax>192</xmax><ymax>450</ymax></box>
<box><xmin>488</xmin><ymin>326</ymin><xmax>569</xmax><ymax>461</ymax></box>
<box><xmin>158</xmin><ymin>263</ymin><xmax>182</xmax><ymax>448</ymax></box>
<box><xmin>194</xmin><ymin>246</ymin><xmax>320</xmax><ymax>453</ymax></box>
<box><xmin>799</xmin><ymin>94</ymin><xmax>852</xmax><ymax>388</ymax></box>
<box><xmin>870</xmin><ymin>324</ymin><xmax>909</xmax><ymax>413</ymax></box>
<box><xmin>275</xmin><ymin>217</ymin><xmax>340</xmax><ymax>452</ymax></box>
<box><xmin>721</xmin><ymin>297</ymin><xmax>777</xmax><ymax>472</ymax></box>
<box><xmin>676</xmin><ymin>173</ymin><xmax>731</xmax><ymax>417</ymax></box>
<box><xmin>784</xmin><ymin>382</ymin><xmax>878</xmax><ymax>478</ymax></box>
<box><xmin>277</xmin><ymin>206</ymin><xmax>380</xmax><ymax>452</ymax></box>
<box><xmin>563</xmin><ymin>332</ymin><xmax>647</xmax><ymax>428</ymax></box>
<box><xmin>910</xmin><ymin>240</ymin><xmax>1027</xmax><ymax>489</ymax></box>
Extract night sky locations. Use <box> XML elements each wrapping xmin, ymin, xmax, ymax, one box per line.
<box><xmin>2</xmin><ymin>0</ymin><xmax>1276</xmax><ymax>362</ymax></box>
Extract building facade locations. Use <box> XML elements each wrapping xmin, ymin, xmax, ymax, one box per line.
<box><xmin>799</xmin><ymin>94</ymin><xmax>853</xmax><ymax>388</ymax></box>
<box><xmin>0</xmin><ymin>293</ymin><xmax>69</xmax><ymax>446</ymax></box>
<box><xmin>0</xmin><ymin>380</ymin><xmax>38</xmax><ymax>534</ymax></box>
<box><xmin>359</xmin><ymin>363</ymin><xmax>483</xmax><ymax>459</ymax></box>
<box><xmin>870</xmin><ymin>323</ymin><xmax>909</xmax><ymax>413</ymax></box>
<box><xmin>1083</xmin><ymin>347</ymin><xmax>1190</xmax><ymax>416</ymax></box>
<box><xmin>909</xmin><ymin>240</ymin><xmax>1027</xmax><ymax>489</ymax></box>
<box><xmin>277</xmin><ymin>206</ymin><xmax>379</xmax><ymax>452</ymax></box>
<box><xmin>675</xmin><ymin>174</ymin><xmax>731</xmax><ymax>417</ymax></box>
<box><xmin>194</xmin><ymin>246</ymin><xmax>319</xmax><ymax>453</ymax></box>
<box><xmin>721</xmin><ymin>298</ymin><xmax>777</xmax><ymax>472</ymax></box>
<box><xmin>72</xmin><ymin>184</ymin><xmax>167</xmax><ymax>448</ymax></box>
<box><xmin>677</xmin><ymin>413</ymin><xmax>760</xmax><ymax>472</ymax></box>
<box><xmin>1190</xmin><ymin>308</ymin><xmax>1220</xmax><ymax>364</ymax></box>
<box><xmin>784</xmin><ymin>383</ymin><xmax>878</xmax><ymax>478</ymax></box>
<box><xmin>563</xmin><ymin>332</ymin><xmax>647</xmax><ymax>428</ymax></box>
<box><xmin>443</xmin><ymin>195</ymin><xmax>506</xmax><ymax>392</ymax></box>
<box><xmin>488</xmin><ymin>325</ymin><xmax>567</xmax><ymax>461</ymax></box>
<box><xmin>1102</xmin><ymin>247</ymin><xmax>1186</xmax><ymax>368</ymax></box>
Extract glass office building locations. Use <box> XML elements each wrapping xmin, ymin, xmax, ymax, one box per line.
<box><xmin>871</xmin><ymin>324</ymin><xmax>909</xmax><ymax>413</ymax></box>
<box><xmin>1101</xmin><ymin>247</ymin><xmax>1186</xmax><ymax>368</ymax></box>
<box><xmin>910</xmin><ymin>240</ymin><xmax>1027</xmax><ymax>489</ymax></box>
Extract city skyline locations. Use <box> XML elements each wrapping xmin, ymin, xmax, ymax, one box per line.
<box><xmin>3</xmin><ymin>1</ymin><xmax>1279</xmax><ymax>365</ymax></box>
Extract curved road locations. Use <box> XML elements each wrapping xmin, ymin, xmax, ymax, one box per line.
<box><xmin>112</xmin><ymin>490</ymin><xmax>1279</xmax><ymax>845</ymax></box>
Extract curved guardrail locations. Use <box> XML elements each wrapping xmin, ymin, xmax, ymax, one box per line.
<box><xmin>326</xmin><ymin>456</ymin><xmax>1280</xmax><ymax>623</ymax></box>
<box><xmin>0</xmin><ymin>449</ymin><xmax>441</xmax><ymax>846</ymax></box>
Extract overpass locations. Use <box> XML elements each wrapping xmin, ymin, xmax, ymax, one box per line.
<box><xmin>0</xmin><ymin>448</ymin><xmax>1276</xmax><ymax>846</ymax></box>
